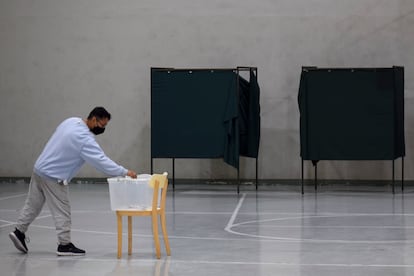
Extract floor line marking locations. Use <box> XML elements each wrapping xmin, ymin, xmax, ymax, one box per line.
<box><xmin>3</xmin><ymin>208</ymin><xmax>414</xmax><ymax>216</ymax></box>
<box><xmin>0</xmin><ymin>214</ymin><xmax>52</xmax><ymax>229</ymax></box>
<box><xmin>2</xmin><ymin>218</ymin><xmax>414</xmax><ymax>244</ymax></box>
<box><xmin>3</xmin><ymin>255</ymin><xmax>414</xmax><ymax>268</ymax></box>
<box><xmin>224</xmin><ymin>193</ymin><xmax>246</xmax><ymax>232</ymax></box>
<box><xmin>0</xmin><ymin>193</ymin><xmax>27</xmax><ymax>201</ymax></box>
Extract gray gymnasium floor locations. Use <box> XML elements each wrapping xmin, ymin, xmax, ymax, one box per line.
<box><xmin>1</xmin><ymin>180</ymin><xmax>414</xmax><ymax>276</ymax></box>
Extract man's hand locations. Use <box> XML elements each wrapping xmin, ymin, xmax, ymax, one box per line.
<box><xmin>127</xmin><ymin>170</ymin><xmax>137</xmax><ymax>179</ymax></box>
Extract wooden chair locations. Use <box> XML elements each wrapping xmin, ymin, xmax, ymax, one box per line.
<box><xmin>116</xmin><ymin>172</ymin><xmax>171</xmax><ymax>259</ymax></box>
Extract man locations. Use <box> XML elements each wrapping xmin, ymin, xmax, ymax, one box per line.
<box><xmin>9</xmin><ymin>107</ymin><xmax>137</xmax><ymax>256</ymax></box>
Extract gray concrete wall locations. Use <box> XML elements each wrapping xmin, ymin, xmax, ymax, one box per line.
<box><xmin>1</xmin><ymin>0</ymin><xmax>413</xmax><ymax>180</ymax></box>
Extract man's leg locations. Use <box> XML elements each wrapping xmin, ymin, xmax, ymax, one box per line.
<box><xmin>41</xmin><ymin>178</ymin><xmax>85</xmax><ymax>256</ymax></box>
<box><xmin>41</xmin><ymin>178</ymin><xmax>71</xmax><ymax>245</ymax></box>
<box><xmin>10</xmin><ymin>173</ymin><xmax>46</xmax><ymax>253</ymax></box>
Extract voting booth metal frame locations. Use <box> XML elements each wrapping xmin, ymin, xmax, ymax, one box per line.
<box><xmin>299</xmin><ymin>66</ymin><xmax>405</xmax><ymax>194</ymax></box>
<box><xmin>150</xmin><ymin>67</ymin><xmax>259</xmax><ymax>193</ymax></box>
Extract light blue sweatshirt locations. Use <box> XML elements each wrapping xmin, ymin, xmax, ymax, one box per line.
<box><xmin>34</xmin><ymin>117</ymin><xmax>128</xmax><ymax>183</ymax></box>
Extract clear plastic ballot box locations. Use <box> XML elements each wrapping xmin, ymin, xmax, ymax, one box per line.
<box><xmin>107</xmin><ymin>174</ymin><xmax>161</xmax><ymax>211</ymax></box>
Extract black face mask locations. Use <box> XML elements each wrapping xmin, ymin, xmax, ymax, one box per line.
<box><xmin>91</xmin><ymin>127</ymin><xmax>105</xmax><ymax>135</ymax></box>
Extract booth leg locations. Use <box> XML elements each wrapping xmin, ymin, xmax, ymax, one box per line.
<box><xmin>301</xmin><ymin>158</ymin><xmax>304</xmax><ymax>195</ymax></box>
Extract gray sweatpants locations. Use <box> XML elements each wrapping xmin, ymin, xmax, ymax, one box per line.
<box><xmin>16</xmin><ymin>172</ymin><xmax>71</xmax><ymax>244</ymax></box>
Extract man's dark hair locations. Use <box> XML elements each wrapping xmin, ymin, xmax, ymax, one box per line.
<box><xmin>87</xmin><ymin>107</ymin><xmax>111</xmax><ymax>120</ymax></box>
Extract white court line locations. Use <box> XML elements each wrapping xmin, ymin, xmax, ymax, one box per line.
<box><xmin>0</xmin><ymin>193</ymin><xmax>27</xmax><ymax>201</ymax></box>
<box><xmin>2</xmin><ymin>217</ymin><xmax>414</xmax><ymax>245</ymax></box>
<box><xmin>237</xmin><ymin>225</ymin><xmax>414</xmax><ymax>229</ymax></box>
<box><xmin>4</xmin><ymin>203</ymin><xmax>414</xmax><ymax>244</ymax></box>
<box><xmin>3</xmin><ymin>207</ymin><xmax>414</xmax><ymax>217</ymax></box>
<box><xmin>2</xmin><ymin>255</ymin><xmax>414</xmax><ymax>268</ymax></box>
<box><xmin>224</xmin><ymin>193</ymin><xmax>246</xmax><ymax>232</ymax></box>
<box><xmin>232</xmin><ymin>213</ymin><xmax>414</xmax><ymax>227</ymax></box>
<box><xmin>222</xmin><ymin>197</ymin><xmax>414</xmax><ymax>243</ymax></box>
<box><xmin>0</xmin><ymin>214</ymin><xmax>52</xmax><ymax>229</ymax></box>
<box><xmin>0</xmin><ymin>220</ymin><xmax>15</xmax><ymax>228</ymax></box>
<box><xmin>227</xmin><ymin>213</ymin><xmax>414</xmax><ymax>243</ymax></box>
<box><xmin>0</xmin><ymin>219</ymin><xmax>243</xmax><ymax>241</ymax></box>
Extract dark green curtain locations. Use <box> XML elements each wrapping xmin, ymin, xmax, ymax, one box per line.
<box><xmin>298</xmin><ymin>67</ymin><xmax>405</xmax><ymax>161</ymax></box>
<box><xmin>151</xmin><ymin>69</ymin><xmax>239</xmax><ymax>167</ymax></box>
<box><xmin>151</xmin><ymin>68</ymin><xmax>261</xmax><ymax>169</ymax></box>
<box><xmin>239</xmin><ymin>70</ymin><xmax>261</xmax><ymax>158</ymax></box>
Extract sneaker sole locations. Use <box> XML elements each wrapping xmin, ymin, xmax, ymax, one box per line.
<box><xmin>56</xmin><ymin>251</ymin><xmax>85</xmax><ymax>256</ymax></box>
<box><xmin>9</xmin><ymin>232</ymin><xmax>28</xmax><ymax>253</ymax></box>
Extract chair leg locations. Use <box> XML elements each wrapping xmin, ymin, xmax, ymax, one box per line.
<box><xmin>152</xmin><ymin>213</ymin><xmax>161</xmax><ymax>259</ymax></box>
<box><xmin>160</xmin><ymin>212</ymin><xmax>171</xmax><ymax>256</ymax></box>
<box><xmin>128</xmin><ymin>216</ymin><xmax>132</xmax><ymax>255</ymax></box>
<box><xmin>117</xmin><ymin>214</ymin><xmax>122</xmax><ymax>259</ymax></box>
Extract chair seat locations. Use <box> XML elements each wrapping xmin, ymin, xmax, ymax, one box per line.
<box><xmin>117</xmin><ymin>207</ymin><xmax>161</xmax><ymax>213</ymax></box>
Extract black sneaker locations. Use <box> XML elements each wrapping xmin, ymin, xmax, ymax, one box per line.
<box><xmin>9</xmin><ymin>228</ymin><xmax>28</xmax><ymax>253</ymax></box>
<box><xmin>56</xmin><ymin>243</ymin><xmax>85</xmax><ymax>256</ymax></box>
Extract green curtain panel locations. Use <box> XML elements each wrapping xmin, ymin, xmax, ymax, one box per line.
<box><xmin>298</xmin><ymin>67</ymin><xmax>405</xmax><ymax>161</ymax></box>
<box><xmin>239</xmin><ymin>70</ymin><xmax>261</xmax><ymax>158</ymax></box>
<box><xmin>151</xmin><ymin>68</ymin><xmax>260</xmax><ymax>169</ymax></box>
